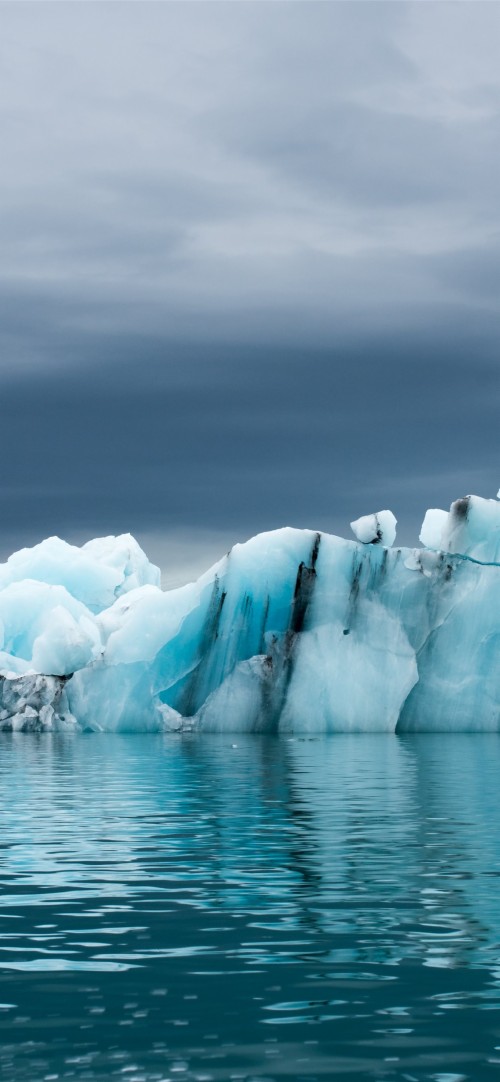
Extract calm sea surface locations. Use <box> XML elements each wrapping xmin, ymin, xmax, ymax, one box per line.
<box><xmin>1</xmin><ymin>733</ymin><xmax>500</xmax><ymax>1081</ymax></box>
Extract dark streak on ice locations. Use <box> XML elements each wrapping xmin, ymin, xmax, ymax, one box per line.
<box><xmin>290</xmin><ymin>531</ymin><xmax>321</xmax><ymax>634</ymax></box>
<box><xmin>259</xmin><ymin>595</ymin><xmax>270</xmax><ymax>656</ymax></box>
<box><xmin>369</xmin><ymin>547</ymin><xmax>388</xmax><ymax>588</ymax></box>
<box><xmin>343</xmin><ymin>554</ymin><xmax>363</xmax><ymax>634</ymax></box>
<box><xmin>453</xmin><ymin>496</ymin><xmax>470</xmax><ymax>521</ymax></box>
<box><xmin>260</xmin><ymin>533</ymin><xmax>321</xmax><ymax>732</ymax></box>
<box><xmin>179</xmin><ymin>574</ymin><xmax>227</xmax><ymax>716</ymax></box>
<box><xmin>349</xmin><ymin>557</ymin><xmax>363</xmax><ymax>603</ymax></box>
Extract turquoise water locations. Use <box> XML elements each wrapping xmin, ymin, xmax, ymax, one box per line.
<box><xmin>1</xmin><ymin>734</ymin><xmax>500</xmax><ymax>1081</ymax></box>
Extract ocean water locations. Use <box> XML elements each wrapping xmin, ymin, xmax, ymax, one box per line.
<box><xmin>1</xmin><ymin>734</ymin><xmax>500</xmax><ymax>1081</ymax></box>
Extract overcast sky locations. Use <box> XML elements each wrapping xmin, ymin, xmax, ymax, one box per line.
<box><xmin>1</xmin><ymin>1</ymin><xmax>500</xmax><ymax>581</ymax></box>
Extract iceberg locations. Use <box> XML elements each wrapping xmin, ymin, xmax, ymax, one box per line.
<box><xmin>2</xmin><ymin>494</ymin><xmax>500</xmax><ymax>733</ymax></box>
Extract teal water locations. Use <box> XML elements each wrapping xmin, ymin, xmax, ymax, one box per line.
<box><xmin>1</xmin><ymin>734</ymin><xmax>500</xmax><ymax>1081</ymax></box>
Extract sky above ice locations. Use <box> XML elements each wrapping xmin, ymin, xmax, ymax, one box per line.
<box><xmin>2</xmin><ymin>1</ymin><xmax>500</xmax><ymax>582</ymax></box>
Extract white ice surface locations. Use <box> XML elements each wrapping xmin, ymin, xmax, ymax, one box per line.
<box><xmin>350</xmin><ymin>510</ymin><xmax>397</xmax><ymax>546</ymax></box>
<box><xmin>420</xmin><ymin>496</ymin><xmax>500</xmax><ymax>563</ymax></box>
<box><xmin>0</xmin><ymin>534</ymin><xmax>160</xmax><ymax>613</ymax></box>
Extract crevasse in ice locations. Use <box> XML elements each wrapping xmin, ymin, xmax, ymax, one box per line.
<box><xmin>2</xmin><ymin>492</ymin><xmax>500</xmax><ymax>733</ymax></box>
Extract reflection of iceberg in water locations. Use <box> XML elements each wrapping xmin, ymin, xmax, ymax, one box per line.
<box><xmin>0</xmin><ymin>735</ymin><xmax>497</xmax><ymax>975</ymax></box>
<box><xmin>2</xmin><ymin>734</ymin><xmax>500</xmax><ymax>1075</ymax></box>
<box><xmin>3</xmin><ymin>492</ymin><xmax>500</xmax><ymax>731</ymax></box>
<box><xmin>402</xmin><ymin>735</ymin><xmax>500</xmax><ymax>983</ymax></box>
<box><xmin>169</xmin><ymin>735</ymin><xmax>500</xmax><ymax>995</ymax></box>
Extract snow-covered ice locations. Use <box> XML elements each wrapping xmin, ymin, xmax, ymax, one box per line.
<box><xmin>2</xmin><ymin>493</ymin><xmax>500</xmax><ymax>732</ymax></box>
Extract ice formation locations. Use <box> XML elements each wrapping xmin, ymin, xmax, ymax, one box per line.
<box><xmin>2</xmin><ymin>493</ymin><xmax>500</xmax><ymax>732</ymax></box>
<box><xmin>419</xmin><ymin>495</ymin><xmax>500</xmax><ymax>563</ymax></box>
<box><xmin>350</xmin><ymin>509</ymin><xmax>397</xmax><ymax>546</ymax></box>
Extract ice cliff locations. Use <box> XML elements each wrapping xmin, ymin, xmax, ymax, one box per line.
<box><xmin>2</xmin><ymin>493</ymin><xmax>500</xmax><ymax>732</ymax></box>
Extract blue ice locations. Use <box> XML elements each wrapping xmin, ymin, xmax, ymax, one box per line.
<box><xmin>1</xmin><ymin>493</ymin><xmax>500</xmax><ymax>732</ymax></box>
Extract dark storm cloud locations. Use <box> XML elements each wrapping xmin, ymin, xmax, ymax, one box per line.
<box><xmin>1</xmin><ymin>2</ymin><xmax>500</xmax><ymax>574</ymax></box>
<box><xmin>2</xmin><ymin>315</ymin><xmax>499</xmax><ymax>556</ymax></box>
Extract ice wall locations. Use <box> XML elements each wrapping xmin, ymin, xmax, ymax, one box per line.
<box><xmin>2</xmin><ymin>494</ymin><xmax>500</xmax><ymax>732</ymax></box>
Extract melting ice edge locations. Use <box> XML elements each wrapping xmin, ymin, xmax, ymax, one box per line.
<box><xmin>2</xmin><ymin>493</ymin><xmax>500</xmax><ymax>732</ymax></box>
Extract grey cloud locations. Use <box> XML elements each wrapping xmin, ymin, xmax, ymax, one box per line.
<box><xmin>0</xmin><ymin>319</ymin><xmax>499</xmax><ymax>548</ymax></box>
<box><xmin>1</xmin><ymin>3</ymin><xmax>500</xmax><ymax>569</ymax></box>
<box><xmin>429</xmin><ymin>244</ymin><xmax>500</xmax><ymax>303</ymax></box>
<box><xmin>221</xmin><ymin>103</ymin><xmax>498</xmax><ymax>209</ymax></box>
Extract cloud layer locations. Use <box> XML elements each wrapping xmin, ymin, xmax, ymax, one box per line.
<box><xmin>1</xmin><ymin>3</ymin><xmax>500</xmax><ymax>570</ymax></box>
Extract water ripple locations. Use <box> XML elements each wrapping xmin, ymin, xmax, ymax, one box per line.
<box><xmin>0</xmin><ymin>732</ymin><xmax>500</xmax><ymax>1080</ymax></box>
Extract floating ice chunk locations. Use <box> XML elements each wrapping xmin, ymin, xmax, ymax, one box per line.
<box><xmin>2</xmin><ymin>494</ymin><xmax>500</xmax><ymax>732</ymax></box>
<box><xmin>350</xmin><ymin>510</ymin><xmax>397</xmax><ymax>546</ymax></box>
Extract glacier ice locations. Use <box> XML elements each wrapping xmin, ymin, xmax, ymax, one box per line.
<box><xmin>350</xmin><ymin>509</ymin><xmax>397</xmax><ymax>546</ymax></box>
<box><xmin>0</xmin><ymin>534</ymin><xmax>160</xmax><ymax>613</ymax></box>
<box><xmin>2</xmin><ymin>494</ymin><xmax>500</xmax><ymax>732</ymax></box>
<box><xmin>419</xmin><ymin>495</ymin><xmax>500</xmax><ymax>563</ymax></box>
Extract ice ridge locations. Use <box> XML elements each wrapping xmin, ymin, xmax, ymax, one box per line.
<box><xmin>2</xmin><ymin>493</ymin><xmax>500</xmax><ymax>732</ymax></box>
